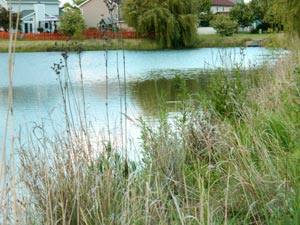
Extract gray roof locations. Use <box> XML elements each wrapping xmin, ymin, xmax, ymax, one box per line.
<box><xmin>20</xmin><ymin>9</ymin><xmax>34</xmax><ymax>17</ymax></box>
<box><xmin>99</xmin><ymin>18</ymin><xmax>117</xmax><ymax>25</ymax></box>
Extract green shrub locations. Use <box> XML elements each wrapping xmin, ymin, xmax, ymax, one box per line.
<box><xmin>210</xmin><ymin>14</ymin><xmax>238</xmax><ymax>37</ymax></box>
<box><xmin>59</xmin><ymin>8</ymin><xmax>85</xmax><ymax>38</ymax></box>
<box><xmin>208</xmin><ymin>69</ymin><xmax>246</xmax><ymax>119</ymax></box>
<box><xmin>257</xmin><ymin>113</ymin><xmax>294</xmax><ymax>151</ymax></box>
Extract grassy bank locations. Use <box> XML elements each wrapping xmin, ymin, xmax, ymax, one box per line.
<box><xmin>0</xmin><ymin>33</ymin><xmax>274</xmax><ymax>52</ymax></box>
<box><xmin>0</xmin><ymin>38</ymin><xmax>160</xmax><ymax>52</ymax></box>
<box><xmin>2</xmin><ymin>35</ymin><xmax>300</xmax><ymax>224</ymax></box>
<box><xmin>196</xmin><ymin>32</ymin><xmax>272</xmax><ymax>48</ymax></box>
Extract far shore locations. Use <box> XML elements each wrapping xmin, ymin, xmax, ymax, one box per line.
<box><xmin>0</xmin><ymin>33</ymin><xmax>281</xmax><ymax>52</ymax></box>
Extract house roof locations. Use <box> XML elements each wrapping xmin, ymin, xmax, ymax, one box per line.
<box><xmin>21</xmin><ymin>9</ymin><xmax>34</xmax><ymax>18</ymax></box>
<box><xmin>211</xmin><ymin>0</ymin><xmax>235</xmax><ymax>6</ymax></box>
<box><xmin>99</xmin><ymin>17</ymin><xmax>117</xmax><ymax>25</ymax></box>
<box><xmin>21</xmin><ymin>10</ymin><xmax>58</xmax><ymax>20</ymax></box>
<box><xmin>78</xmin><ymin>0</ymin><xmax>90</xmax><ymax>7</ymax></box>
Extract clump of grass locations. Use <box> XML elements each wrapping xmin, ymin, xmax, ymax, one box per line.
<box><xmin>206</xmin><ymin>68</ymin><xmax>246</xmax><ymax>119</ymax></box>
<box><xmin>18</xmin><ymin>125</ymin><xmax>136</xmax><ymax>224</ymax></box>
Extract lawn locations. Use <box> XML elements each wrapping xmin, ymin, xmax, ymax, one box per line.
<box><xmin>0</xmin><ymin>32</ymin><xmax>280</xmax><ymax>52</ymax></box>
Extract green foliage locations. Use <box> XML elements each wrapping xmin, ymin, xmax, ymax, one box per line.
<box><xmin>199</xmin><ymin>10</ymin><xmax>213</xmax><ymax>27</ymax></box>
<box><xmin>197</xmin><ymin>0</ymin><xmax>213</xmax><ymax>26</ymax></box>
<box><xmin>122</xmin><ymin>0</ymin><xmax>200</xmax><ymax>48</ymax></box>
<box><xmin>249</xmin><ymin>0</ymin><xmax>270</xmax><ymax>22</ymax></box>
<box><xmin>208</xmin><ymin>69</ymin><xmax>246</xmax><ymax>119</ymax></box>
<box><xmin>248</xmin><ymin>0</ymin><xmax>281</xmax><ymax>29</ymax></box>
<box><xmin>59</xmin><ymin>8</ymin><xmax>85</xmax><ymax>37</ymax></box>
<box><xmin>210</xmin><ymin>14</ymin><xmax>238</xmax><ymax>37</ymax></box>
<box><xmin>73</xmin><ymin>0</ymin><xmax>86</xmax><ymax>6</ymax></box>
<box><xmin>230</xmin><ymin>3</ymin><xmax>254</xmax><ymax>28</ymax></box>
<box><xmin>0</xmin><ymin>7</ymin><xmax>18</xmax><ymax>31</ymax></box>
<box><xmin>276</xmin><ymin>0</ymin><xmax>300</xmax><ymax>36</ymax></box>
<box><xmin>260</xmin><ymin>0</ymin><xmax>300</xmax><ymax>36</ymax></box>
<box><xmin>264</xmin><ymin>1</ymin><xmax>284</xmax><ymax>32</ymax></box>
<box><xmin>249</xmin><ymin>0</ymin><xmax>300</xmax><ymax>34</ymax></box>
<box><xmin>266</xmin><ymin>115</ymin><xmax>294</xmax><ymax>151</ymax></box>
<box><xmin>249</xmin><ymin>0</ymin><xmax>273</xmax><ymax>32</ymax></box>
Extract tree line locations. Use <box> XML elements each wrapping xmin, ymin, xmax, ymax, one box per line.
<box><xmin>122</xmin><ymin>0</ymin><xmax>300</xmax><ymax>46</ymax></box>
<box><xmin>0</xmin><ymin>0</ymin><xmax>300</xmax><ymax>47</ymax></box>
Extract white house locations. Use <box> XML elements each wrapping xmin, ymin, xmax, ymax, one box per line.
<box><xmin>211</xmin><ymin>0</ymin><xmax>235</xmax><ymax>14</ymax></box>
<box><xmin>5</xmin><ymin>0</ymin><xmax>60</xmax><ymax>33</ymax></box>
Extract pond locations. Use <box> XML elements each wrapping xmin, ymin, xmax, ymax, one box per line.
<box><xmin>0</xmin><ymin>47</ymin><xmax>280</xmax><ymax>160</ymax></box>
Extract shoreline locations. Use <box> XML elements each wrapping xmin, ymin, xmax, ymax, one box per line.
<box><xmin>0</xmin><ymin>33</ymin><xmax>277</xmax><ymax>53</ymax></box>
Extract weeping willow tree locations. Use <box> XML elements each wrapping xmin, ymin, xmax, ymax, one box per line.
<box><xmin>122</xmin><ymin>0</ymin><xmax>200</xmax><ymax>48</ymax></box>
<box><xmin>268</xmin><ymin>0</ymin><xmax>300</xmax><ymax>36</ymax></box>
<box><xmin>281</xmin><ymin>0</ymin><xmax>300</xmax><ymax>36</ymax></box>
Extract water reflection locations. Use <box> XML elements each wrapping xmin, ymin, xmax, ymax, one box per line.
<box><xmin>129</xmin><ymin>69</ymin><xmax>212</xmax><ymax>116</ymax></box>
<box><xmin>0</xmin><ymin>47</ymin><xmax>280</xmax><ymax>158</ymax></box>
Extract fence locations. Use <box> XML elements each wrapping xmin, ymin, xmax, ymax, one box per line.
<box><xmin>84</xmin><ymin>30</ymin><xmax>143</xmax><ymax>39</ymax></box>
<box><xmin>0</xmin><ymin>30</ymin><xmax>146</xmax><ymax>40</ymax></box>
<box><xmin>0</xmin><ymin>32</ymin><xmax>67</xmax><ymax>40</ymax></box>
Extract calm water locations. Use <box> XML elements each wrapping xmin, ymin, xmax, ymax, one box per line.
<box><xmin>0</xmin><ymin>47</ymin><xmax>279</xmax><ymax>159</ymax></box>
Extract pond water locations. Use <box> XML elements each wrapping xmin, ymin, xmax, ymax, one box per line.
<box><xmin>0</xmin><ymin>47</ymin><xmax>280</xmax><ymax>160</ymax></box>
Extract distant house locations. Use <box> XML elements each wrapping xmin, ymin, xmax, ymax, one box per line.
<box><xmin>79</xmin><ymin>0</ymin><xmax>118</xmax><ymax>28</ymax></box>
<box><xmin>211</xmin><ymin>0</ymin><xmax>235</xmax><ymax>14</ymax></box>
<box><xmin>5</xmin><ymin>0</ymin><xmax>60</xmax><ymax>33</ymax></box>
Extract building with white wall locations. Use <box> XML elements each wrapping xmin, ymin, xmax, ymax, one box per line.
<box><xmin>4</xmin><ymin>0</ymin><xmax>60</xmax><ymax>33</ymax></box>
<box><xmin>211</xmin><ymin>0</ymin><xmax>235</xmax><ymax>14</ymax></box>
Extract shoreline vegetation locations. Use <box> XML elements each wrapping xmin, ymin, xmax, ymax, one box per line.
<box><xmin>3</xmin><ymin>30</ymin><xmax>300</xmax><ymax>224</ymax></box>
<box><xmin>14</xmin><ymin>37</ymin><xmax>300</xmax><ymax>224</ymax></box>
<box><xmin>0</xmin><ymin>33</ymin><xmax>284</xmax><ymax>52</ymax></box>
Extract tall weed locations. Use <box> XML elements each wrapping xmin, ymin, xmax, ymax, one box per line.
<box><xmin>207</xmin><ymin>68</ymin><xmax>246</xmax><ymax>119</ymax></box>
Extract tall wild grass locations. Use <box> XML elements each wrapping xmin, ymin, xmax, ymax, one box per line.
<box><xmin>0</xmin><ymin>11</ymin><xmax>23</xmax><ymax>224</ymax></box>
<box><xmin>16</xmin><ymin>41</ymin><xmax>300</xmax><ymax>225</ymax></box>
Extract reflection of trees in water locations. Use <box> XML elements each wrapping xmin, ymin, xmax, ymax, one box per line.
<box><xmin>128</xmin><ymin>70</ymin><xmax>212</xmax><ymax>116</ymax></box>
<box><xmin>0</xmin><ymin>85</ymin><xmax>60</xmax><ymax>109</ymax></box>
<box><xmin>128</xmin><ymin>68</ymin><xmax>259</xmax><ymax>116</ymax></box>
